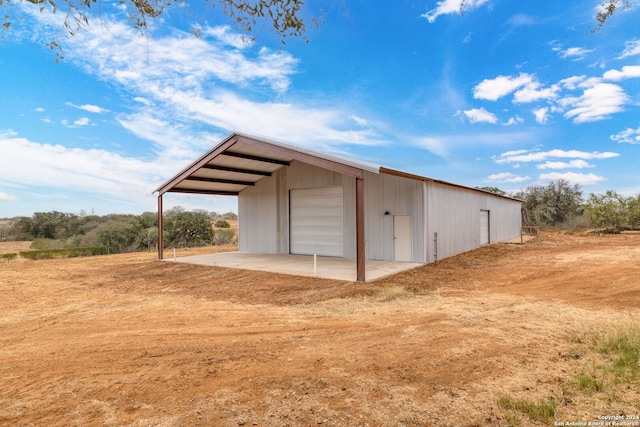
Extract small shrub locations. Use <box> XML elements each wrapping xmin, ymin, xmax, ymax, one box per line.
<box><xmin>212</xmin><ymin>229</ymin><xmax>235</xmax><ymax>245</ymax></box>
<box><xmin>214</xmin><ymin>219</ymin><xmax>230</xmax><ymax>228</ymax></box>
<box><xmin>20</xmin><ymin>246</ymin><xmax>108</xmax><ymax>260</ymax></box>
<box><xmin>30</xmin><ymin>238</ymin><xmax>63</xmax><ymax>250</ymax></box>
<box><xmin>0</xmin><ymin>253</ymin><xmax>17</xmax><ymax>262</ymax></box>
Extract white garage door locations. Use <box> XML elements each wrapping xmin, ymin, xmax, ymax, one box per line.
<box><xmin>480</xmin><ymin>210</ymin><xmax>490</xmax><ymax>245</ymax></box>
<box><xmin>290</xmin><ymin>187</ymin><xmax>344</xmax><ymax>257</ymax></box>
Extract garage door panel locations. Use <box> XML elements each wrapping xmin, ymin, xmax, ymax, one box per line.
<box><xmin>290</xmin><ymin>187</ymin><xmax>343</xmax><ymax>257</ymax></box>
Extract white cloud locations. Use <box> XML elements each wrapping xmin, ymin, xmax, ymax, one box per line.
<box><xmin>203</xmin><ymin>25</ymin><xmax>253</xmax><ymax>49</ymax></box>
<box><xmin>532</xmin><ymin>107</ymin><xmax>549</xmax><ymax>124</ymax></box>
<box><xmin>0</xmin><ymin>191</ymin><xmax>17</xmax><ymax>201</ymax></box>
<box><xmin>536</xmin><ymin>160</ymin><xmax>594</xmax><ymax>169</ymax></box>
<box><xmin>0</xmin><ymin>134</ymin><xmax>160</xmax><ymax>202</ymax></box>
<box><xmin>66</xmin><ymin>102</ymin><xmax>108</xmax><ymax>113</ymax></box>
<box><xmin>487</xmin><ymin>172</ymin><xmax>530</xmax><ymax>183</ymax></box>
<box><xmin>413</xmin><ymin>136</ymin><xmax>450</xmax><ymax>158</ymax></box>
<box><xmin>506</xmin><ymin>14</ymin><xmax>537</xmax><ymax>28</ymax></box>
<box><xmin>422</xmin><ymin>0</ymin><xmax>490</xmax><ymax>23</ymax></box>
<box><xmin>559</xmin><ymin>75</ymin><xmax>587</xmax><ymax>90</ymax></box>
<box><xmin>34</xmin><ymin>107</ymin><xmax>45</xmax><ymax>113</ymax></box>
<box><xmin>73</xmin><ymin>117</ymin><xmax>91</xmax><ymax>126</ymax></box>
<box><xmin>563</xmin><ymin>82</ymin><xmax>628</xmax><ymax>123</ymax></box>
<box><xmin>602</xmin><ymin>65</ymin><xmax>640</xmax><ymax>81</ymax></box>
<box><xmin>473</xmin><ymin>73</ymin><xmax>534</xmax><ymax>101</ymax></box>
<box><xmin>64</xmin><ymin>19</ymin><xmax>299</xmax><ymax>94</ymax></box>
<box><xmin>23</xmin><ymin>13</ymin><xmax>385</xmax><ymax>151</ymax></box>
<box><xmin>117</xmin><ymin>113</ymin><xmax>223</xmax><ymax>161</ymax></box>
<box><xmin>494</xmin><ymin>149</ymin><xmax>619</xmax><ymax>164</ymax></box>
<box><xmin>350</xmin><ymin>115</ymin><xmax>369</xmax><ymax>126</ymax></box>
<box><xmin>610</xmin><ymin>126</ymin><xmax>640</xmax><ymax>144</ymax></box>
<box><xmin>460</xmin><ymin>108</ymin><xmax>498</xmax><ymax>124</ymax></box>
<box><xmin>554</xmin><ymin>46</ymin><xmax>594</xmax><ymax>60</ymax></box>
<box><xmin>617</xmin><ymin>39</ymin><xmax>640</xmax><ymax>59</ymax></box>
<box><xmin>503</xmin><ymin>116</ymin><xmax>523</xmax><ymax>126</ymax></box>
<box><xmin>513</xmin><ymin>83</ymin><xmax>559</xmax><ymax>103</ymax></box>
<box><xmin>539</xmin><ymin>172</ymin><xmax>605</xmax><ymax>186</ymax></box>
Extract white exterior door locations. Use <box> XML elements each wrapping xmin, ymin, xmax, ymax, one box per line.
<box><xmin>393</xmin><ymin>215</ymin><xmax>412</xmax><ymax>262</ymax></box>
<box><xmin>290</xmin><ymin>187</ymin><xmax>344</xmax><ymax>257</ymax></box>
<box><xmin>480</xmin><ymin>210</ymin><xmax>490</xmax><ymax>245</ymax></box>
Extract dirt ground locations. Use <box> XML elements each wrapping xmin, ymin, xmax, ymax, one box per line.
<box><xmin>1</xmin><ymin>231</ymin><xmax>639</xmax><ymax>426</ymax></box>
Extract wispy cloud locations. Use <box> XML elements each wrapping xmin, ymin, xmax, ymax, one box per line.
<box><xmin>553</xmin><ymin>46</ymin><xmax>595</xmax><ymax>60</ymax></box>
<box><xmin>617</xmin><ymin>39</ymin><xmax>640</xmax><ymax>59</ymax></box>
<box><xmin>610</xmin><ymin>126</ymin><xmax>640</xmax><ymax>144</ymax></box>
<box><xmin>487</xmin><ymin>172</ymin><xmax>530</xmax><ymax>183</ymax></box>
<box><xmin>538</xmin><ymin>172</ymin><xmax>605</xmax><ymax>186</ymax></box>
<box><xmin>494</xmin><ymin>149</ymin><xmax>619</xmax><ymax>164</ymax></box>
<box><xmin>0</xmin><ymin>191</ymin><xmax>17</xmax><ymax>202</ymax></box>
<box><xmin>0</xmin><ymin>134</ymin><xmax>159</xmax><ymax>201</ymax></box>
<box><xmin>422</xmin><ymin>0</ymin><xmax>490</xmax><ymax>23</ymax></box>
<box><xmin>536</xmin><ymin>160</ymin><xmax>594</xmax><ymax>169</ymax></box>
<box><xmin>61</xmin><ymin>118</ymin><xmax>91</xmax><ymax>127</ymax></box>
<box><xmin>66</xmin><ymin>102</ymin><xmax>109</xmax><ymax>113</ymax></box>
<box><xmin>459</xmin><ymin>107</ymin><xmax>498</xmax><ymax>124</ymax></box>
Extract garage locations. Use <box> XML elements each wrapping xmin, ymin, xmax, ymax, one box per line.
<box><xmin>155</xmin><ymin>132</ymin><xmax>523</xmax><ymax>282</ymax></box>
<box><xmin>290</xmin><ymin>187</ymin><xmax>344</xmax><ymax>257</ymax></box>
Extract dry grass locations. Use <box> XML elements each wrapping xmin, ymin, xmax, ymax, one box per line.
<box><xmin>1</xmin><ymin>231</ymin><xmax>640</xmax><ymax>426</ymax></box>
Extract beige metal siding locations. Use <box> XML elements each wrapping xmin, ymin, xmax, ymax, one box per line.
<box><xmin>364</xmin><ymin>171</ymin><xmax>424</xmax><ymax>262</ymax></box>
<box><xmin>238</xmin><ymin>175</ymin><xmax>278</xmax><ymax>253</ymax></box>
<box><xmin>425</xmin><ymin>182</ymin><xmax>521</xmax><ymax>262</ymax></box>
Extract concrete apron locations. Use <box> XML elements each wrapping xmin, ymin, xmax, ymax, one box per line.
<box><xmin>167</xmin><ymin>251</ymin><xmax>423</xmax><ymax>282</ymax></box>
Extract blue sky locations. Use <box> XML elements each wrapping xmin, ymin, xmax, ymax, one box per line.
<box><xmin>1</xmin><ymin>0</ymin><xmax>639</xmax><ymax>217</ymax></box>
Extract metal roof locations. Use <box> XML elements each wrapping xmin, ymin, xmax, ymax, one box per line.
<box><xmin>155</xmin><ymin>132</ymin><xmax>381</xmax><ymax>196</ymax></box>
<box><xmin>155</xmin><ymin>132</ymin><xmax>521</xmax><ymax>203</ymax></box>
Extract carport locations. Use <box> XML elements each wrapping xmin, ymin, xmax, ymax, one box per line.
<box><xmin>155</xmin><ymin>132</ymin><xmax>369</xmax><ymax>281</ymax></box>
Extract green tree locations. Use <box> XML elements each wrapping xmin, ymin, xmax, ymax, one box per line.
<box><xmin>583</xmin><ymin>190</ymin><xmax>629</xmax><ymax>231</ymax></box>
<box><xmin>515</xmin><ymin>179</ymin><xmax>583</xmax><ymax>226</ymax></box>
<box><xmin>164</xmin><ymin>210</ymin><xmax>213</xmax><ymax>248</ymax></box>
<box><xmin>628</xmin><ymin>195</ymin><xmax>640</xmax><ymax>229</ymax></box>
<box><xmin>222</xmin><ymin>211</ymin><xmax>238</xmax><ymax>220</ymax></box>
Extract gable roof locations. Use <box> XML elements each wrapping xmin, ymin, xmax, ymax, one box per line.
<box><xmin>155</xmin><ymin>132</ymin><xmax>380</xmax><ymax>196</ymax></box>
<box><xmin>155</xmin><ymin>132</ymin><xmax>521</xmax><ymax>203</ymax></box>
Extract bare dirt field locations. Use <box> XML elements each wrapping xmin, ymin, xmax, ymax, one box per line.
<box><xmin>1</xmin><ymin>231</ymin><xmax>639</xmax><ymax>426</ymax></box>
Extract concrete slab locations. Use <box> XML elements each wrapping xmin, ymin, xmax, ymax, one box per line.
<box><xmin>167</xmin><ymin>251</ymin><xmax>423</xmax><ymax>282</ymax></box>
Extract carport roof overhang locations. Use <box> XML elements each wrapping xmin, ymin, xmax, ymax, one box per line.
<box><xmin>154</xmin><ymin>133</ymin><xmax>381</xmax><ymax>197</ymax></box>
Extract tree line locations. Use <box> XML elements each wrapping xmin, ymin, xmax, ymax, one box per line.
<box><xmin>479</xmin><ymin>179</ymin><xmax>640</xmax><ymax>232</ymax></box>
<box><xmin>0</xmin><ymin>207</ymin><xmax>238</xmax><ymax>253</ymax></box>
